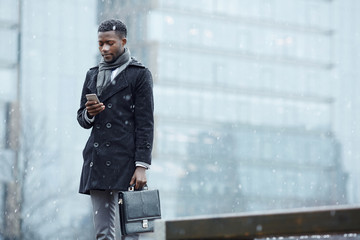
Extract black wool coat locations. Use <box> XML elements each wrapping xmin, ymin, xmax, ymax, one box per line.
<box><xmin>77</xmin><ymin>59</ymin><xmax>154</xmax><ymax>195</ymax></box>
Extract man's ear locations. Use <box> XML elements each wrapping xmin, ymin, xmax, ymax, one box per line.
<box><xmin>122</xmin><ymin>38</ymin><xmax>127</xmax><ymax>46</ymax></box>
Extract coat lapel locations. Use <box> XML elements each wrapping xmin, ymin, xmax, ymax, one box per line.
<box><xmin>87</xmin><ymin>68</ymin><xmax>98</xmax><ymax>94</ymax></box>
<box><xmin>98</xmin><ymin>70</ymin><xmax>129</xmax><ymax>102</ymax></box>
<box><xmin>88</xmin><ymin>58</ymin><xmax>144</xmax><ymax>103</ymax></box>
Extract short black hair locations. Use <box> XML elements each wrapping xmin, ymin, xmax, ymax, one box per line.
<box><xmin>98</xmin><ymin>19</ymin><xmax>127</xmax><ymax>38</ymax></box>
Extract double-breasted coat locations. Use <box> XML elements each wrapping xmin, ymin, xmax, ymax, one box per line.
<box><xmin>77</xmin><ymin>59</ymin><xmax>154</xmax><ymax>195</ymax></box>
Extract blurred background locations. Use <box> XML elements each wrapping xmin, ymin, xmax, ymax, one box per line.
<box><xmin>1</xmin><ymin>0</ymin><xmax>360</xmax><ymax>239</ymax></box>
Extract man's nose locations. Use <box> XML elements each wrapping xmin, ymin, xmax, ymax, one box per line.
<box><xmin>102</xmin><ymin>44</ymin><xmax>110</xmax><ymax>51</ymax></box>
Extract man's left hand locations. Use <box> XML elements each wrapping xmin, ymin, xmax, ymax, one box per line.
<box><xmin>130</xmin><ymin>167</ymin><xmax>147</xmax><ymax>190</ymax></box>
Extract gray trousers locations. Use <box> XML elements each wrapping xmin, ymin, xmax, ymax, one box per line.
<box><xmin>90</xmin><ymin>190</ymin><xmax>139</xmax><ymax>240</ymax></box>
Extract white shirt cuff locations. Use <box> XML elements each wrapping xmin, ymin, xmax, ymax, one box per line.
<box><xmin>135</xmin><ymin>162</ymin><xmax>150</xmax><ymax>169</ymax></box>
<box><xmin>84</xmin><ymin>109</ymin><xmax>95</xmax><ymax>123</ymax></box>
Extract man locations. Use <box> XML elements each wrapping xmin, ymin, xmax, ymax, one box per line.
<box><xmin>77</xmin><ymin>19</ymin><xmax>154</xmax><ymax>239</ymax></box>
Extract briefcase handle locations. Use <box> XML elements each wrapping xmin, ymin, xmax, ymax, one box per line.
<box><xmin>128</xmin><ymin>184</ymin><xmax>148</xmax><ymax>192</ymax></box>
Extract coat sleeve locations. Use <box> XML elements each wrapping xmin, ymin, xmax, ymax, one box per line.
<box><xmin>133</xmin><ymin>68</ymin><xmax>154</xmax><ymax>165</ymax></box>
<box><xmin>77</xmin><ymin>71</ymin><xmax>94</xmax><ymax>129</ymax></box>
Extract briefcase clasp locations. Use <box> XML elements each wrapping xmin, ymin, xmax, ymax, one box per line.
<box><xmin>142</xmin><ymin>219</ymin><xmax>148</xmax><ymax>229</ymax></box>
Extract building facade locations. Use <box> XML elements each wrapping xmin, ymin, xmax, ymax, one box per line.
<box><xmin>99</xmin><ymin>0</ymin><xmax>347</xmax><ymax>219</ymax></box>
<box><xmin>0</xmin><ymin>0</ymin><xmax>21</xmax><ymax>238</ymax></box>
<box><xmin>1</xmin><ymin>0</ymin><xmax>98</xmax><ymax>239</ymax></box>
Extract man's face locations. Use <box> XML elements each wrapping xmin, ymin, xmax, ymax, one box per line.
<box><xmin>98</xmin><ymin>30</ymin><xmax>126</xmax><ymax>63</ymax></box>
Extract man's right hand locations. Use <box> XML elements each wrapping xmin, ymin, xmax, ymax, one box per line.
<box><xmin>86</xmin><ymin>100</ymin><xmax>105</xmax><ymax>117</ymax></box>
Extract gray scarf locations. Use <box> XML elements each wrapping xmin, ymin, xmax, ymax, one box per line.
<box><xmin>97</xmin><ymin>48</ymin><xmax>131</xmax><ymax>96</ymax></box>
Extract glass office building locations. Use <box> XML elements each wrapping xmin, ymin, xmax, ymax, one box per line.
<box><xmin>18</xmin><ymin>1</ymin><xmax>98</xmax><ymax>237</ymax></box>
<box><xmin>1</xmin><ymin>0</ymin><xmax>98</xmax><ymax>238</ymax></box>
<box><xmin>0</xmin><ymin>0</ymin><xmax>20</xmax><ymax>236</ymax></box>
<box><xmin>100</xmin><ymin>0</ymin><xmax>347</xmax><ymax>218</ymax></box>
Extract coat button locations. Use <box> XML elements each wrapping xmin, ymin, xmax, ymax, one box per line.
<box><xmin>107</xmin><ymin>103</ymin><xmax>112</xmax><ymax>108</ymax></box>
<box><xmin>94</xmin><ymin>142</ymin><xmax>99</xmax><ymax>148</ymax></box>
<box><xmin>106</xmin><ymin>123</ymin><xmax>112</xmax><ymax>128</ymax></box>
<box><xmin>146</xmin><ymin>143</ymin><xmax>151</xmax><ymax>149</ymax></box>
<box><xmin>106</xmin><ymin>161</ymin><xmax>111</xmax><ymax>166</ymax></box>
<box><xmin>90</xmin><ymin>162</ymin><xmax>93</xmax><ymax>167</ymax></box>
<box><xmin>95</xmin><ymin>124</ymin><xmax>101</xmax><ymax>129</ymax></box>
<box><xmin>105</xmin><ymin>142</ymin><xmax>111</xmax><ymax>147</ymax></box>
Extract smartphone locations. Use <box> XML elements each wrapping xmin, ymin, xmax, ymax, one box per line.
<box><xmin>86</xmin><ymin>93</ymin><xmax>100</xmax><ymax>103</ymax></box>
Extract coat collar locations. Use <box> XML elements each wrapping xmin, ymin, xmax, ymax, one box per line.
<box><xmin>99</xmin><ymin>70</ymin><xmax>129</xmax><ymax>102</ymax></box>
<box><xmin>87</xmin><ymin>58</ymin><xmax>145</xmax><ymax>102</ymax></box>
<box><xmin>88</xmin><ymin>58</ymin><xmax>145</xmax><ymax>71</ymax></box>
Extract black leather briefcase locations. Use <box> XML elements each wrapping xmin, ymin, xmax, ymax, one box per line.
<box><xmin>118</xmin><ymin>186</ymin><xmax>161</xmax><ymax>235</ymax></box>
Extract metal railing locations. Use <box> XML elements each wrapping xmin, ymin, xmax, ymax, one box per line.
<box><xmin>149</xmin><ymin>205</ymin><xmax>360</xmax><ymax>240</ymax></box>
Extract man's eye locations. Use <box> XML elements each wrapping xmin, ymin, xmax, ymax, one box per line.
<box><xmin>98</xmin><ymin>42</ymin><xmax>103</xmax><ymax>46</ymax></box>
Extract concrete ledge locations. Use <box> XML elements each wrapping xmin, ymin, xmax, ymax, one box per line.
<box><xmin>152</xmin><ymin>205</ymin><xmax>360</xmax><ymax>240</ymax></box>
